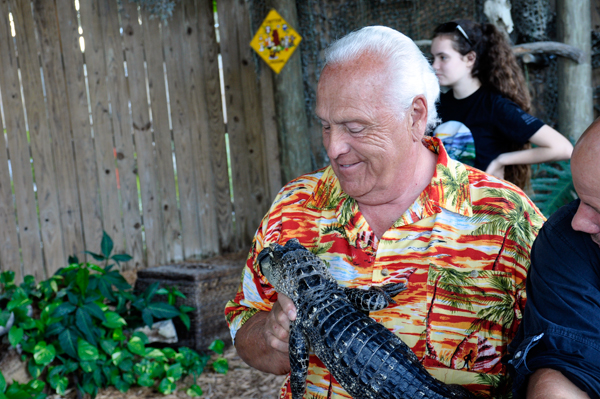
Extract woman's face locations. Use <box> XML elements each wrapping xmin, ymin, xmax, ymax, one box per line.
<box><xmin>431</xmin><ymin>36</ymin><xmax>474</xmax><ymax>88</ymax></box>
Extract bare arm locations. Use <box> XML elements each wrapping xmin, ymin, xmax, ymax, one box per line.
<box><xmin>486</xmin><ymin>125</ymin><xmax>573</xmax><ymax>178</ymax></box>
<box><xmin>527</xmin><ymin>369</ymin><xmax>590</xmax><ymax>399</ymax></box>
<box><xmin>234</xmin><ymin>294</ymin><xmax>297</xmax><ymax>375</ymax></box>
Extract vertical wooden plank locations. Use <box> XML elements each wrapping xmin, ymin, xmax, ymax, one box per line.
<box><xmin>187</xmin><ymin>0</ymin><xmax>229</xmax><ymax>254</ymax></box>
<box><xmin>11</xmin><ymin>0</ymin><xmax>66</xmax><ymax>277</ymax></box>
<box><xmin>232</xmin><ymin>0</ymin><xmax>273</xmax><ymax>243</ymax></box>
<box><xmin>258</xmin><ymin>64</ymin><xmax>282</xmax><ymax>202</ymax></box>
<box><xmin>0</xmin><ymin>107</ymin><xmax>21</xmax><ymax>279</ymax></box>
<box><xmin>79</xmin><ymin>0</ymin><xmax>126</xmax><ymax>256</ymax></box>
<box><xmin>162</xmin><ymin>6</ymin><xmax>204</xmax><ymax>259</ymax></box>
<box><xmin>100</xmin><ymin>0</ymin><xmax>144</xmax><ymax>269</ymax></box>
<box><xmin>216</xmin><ymin>0</ymin><xmax>250</xmax><ymax>250</ymax></box>
<box><xmin>120</xmin><ymin>1</ymin><xmax>164</xmax><ymax>266</ymax></box>
<box><xmin>54</xmin><ymin>0</ymin><xmax>104</xmax><ymax>255</ymax></box>
<box><xmin>33</xmin><ymin>0</ymin><xmax>85</xmax><ymax>262</ymax></box>
<box><xmin>0</xmin><ymin>1</ymin><xmax>43</xmax><ymax>281</ymax></box>
<box><xmin>141</xmin><ymin>12</ymin><xmax>182</xmax><ymax>262</ymax></box>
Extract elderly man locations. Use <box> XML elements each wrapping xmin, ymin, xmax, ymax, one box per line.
<box><xmin>225</xmin><ymin>26</ymin><xmax>544</xmax><ymax>398</ymax></box>
<box><xmin>507</xmin><ymin>119</ymin><xmax>600</xmax><ymax>399</ymax></box>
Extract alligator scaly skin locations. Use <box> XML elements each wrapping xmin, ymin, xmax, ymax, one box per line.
<box><xmin>258</xmin><ymin>239</ymin><xmax>475</xmax><ymax>399</ymax></box>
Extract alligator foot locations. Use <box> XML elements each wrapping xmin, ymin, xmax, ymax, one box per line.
<box><xmin>344</xmin><ymin>282</ymin><xmax>407</xmax><ymax>312</ymax></box>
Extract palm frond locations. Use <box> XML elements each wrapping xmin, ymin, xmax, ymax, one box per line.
<box><xmin>531</xmin><ymin>161</ymin><xmax>578</xmax><ymax>217</ymax></box>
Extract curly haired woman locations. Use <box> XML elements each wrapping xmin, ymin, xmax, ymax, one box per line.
<box><xmin>431</xmin><ymin>19</ymin><xmax>573</xmax><ymax>189</ymax></box>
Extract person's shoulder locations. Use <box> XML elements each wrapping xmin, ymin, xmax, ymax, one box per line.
<box><xmin>272</xmin><ymin>166</ymin><xmax>332</xmax><ymax>207</ymax></box>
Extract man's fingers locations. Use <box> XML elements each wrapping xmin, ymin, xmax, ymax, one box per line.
<box><xmin>277</xmin><ymin>293</ymin><xmax>297</xmax><ymax>321</ymax></box>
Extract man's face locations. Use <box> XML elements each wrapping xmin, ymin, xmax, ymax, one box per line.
<box><xmin>315</xmin><ymin>56</ymin><xmax>420</xmax><ymax>205</ymax></box>
<box><xmin>571</xmin><ymin>152</ymin><xmax>600</xmax><ymax>247</ymax></box>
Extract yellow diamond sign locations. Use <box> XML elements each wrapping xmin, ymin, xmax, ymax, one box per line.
<box><xmin>250</xmin><ymin>9</ymin><xmax>302</xmax><ymax>74</ymax></box>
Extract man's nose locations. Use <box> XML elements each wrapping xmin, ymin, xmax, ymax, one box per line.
<box><xmin>324</xmin><ymin>127</ymin><xmax>350</xmax><ymax>159</ymax></box>
<box><xmin>571</xmin><ymin>204</ymin><xmax>600</xmax><ymax>235</ymax></box>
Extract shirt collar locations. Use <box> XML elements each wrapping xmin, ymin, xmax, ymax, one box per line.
<box><xmin>304</xmin><ymin>136</ymin><xmax>473</xmax><ymax>222</ymax></box>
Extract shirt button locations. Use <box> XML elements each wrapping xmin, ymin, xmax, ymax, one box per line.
<box><xmin>470</xmin><ymin>270</ymin><xmax>478</xmax><ymax>278</ymax></box>
<box><xmin>381</xmin><ymin>269</ymin><xmax>389</xmax><ymax>276</ymax></box>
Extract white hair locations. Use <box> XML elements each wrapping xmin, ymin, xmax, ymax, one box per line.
<box><xmin>323</xmin><ymin>26</ymin><xmax>440</xmax><ymax>133</ymax></box>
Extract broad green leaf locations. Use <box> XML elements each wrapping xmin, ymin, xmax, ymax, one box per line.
<box><xmin>8</xmin><ymin>326</ymin><xmax>23</xmax><ymax>347</ymax></box>
<box><xmin>143</xmin><ymin>282</ymin><xmax>161</xmax><ymax>302</ymax></box>
<box><xmin>88</xmin><ymin>264</ymin><xmax>104</xmax><ymax>274</ymax></box>
<box><xmin>54</xmin><ymin>377</ymin><xmax>68</xmax><ymax>396</ymax></box>
<box><xmin>0</xmin><ymin>312</ymin><xmax>11</xmax><ymax>328</ymax></box>
<box><xmin>147</xmin><ymin>302</ymin><xmax>180</xmax><ymax>319</ymax></box>
<box><xmin>179</xmin><ymin>312</ymin><xmax>190</xmax><ymax>330</ymax></box>
<box><xmin>6</xmin><ymin>295</ymin><xmax>31</xmax><ymax>312</ymax></box>
<box><xmin>100</xmin><ymin>339</ymin><xmax>118</xmax><ymax>355</ymax></box>
<box><xmin>112</xmin><ymin>376</ymin><xmax>130</xmax><ymax>393</ymax></box>
<box><xmin>80</xmin><ymin>361</ymin><xmax>95</xmax><ymax>373</ymax></box>
<box><xmin>27</xmin><ymin>360</ymin><xmax>44</xmax><ymax>379</ymax></box>
<box><xmin>141</xmin><ymin>309</ymin><xmax>153</xmax><ymax>328</ymax></box>
<box><xmin>112</xmin><ymin>328</ymin><xmax>126</xmax><ymax>342</ymax></box>
<box><xmin>0</xmin><ymin>271</ymin><xmax>15</xmax><ymax>284</ymax></box>
<box><xmin>180</xmin><ymin>305</ymin><xmax>195</xmax><ymax>313</ymax></box>
<box><xmin>208</xmin><ymin>339</ymin><xmax>225</xmax><ymax>355</ymax></box>
<box><xmin>144</xmin><ymin>348</ymin><xmax>166</xmax><ymax>362</ymax></box>
<box><xmin>84</xmin><ymin>251</ymin><xmax>105</xmax><ymax>262</ymax></box>
<box><xmin>76</xmin><ymin>267</ymin><xmax>90</xmax><ymax>294</ymax></box>
<box><xmin>127</xmin><ymin>336</ymin><xmax>145</xmax><ymax>356</ymax></box>
<box><xmin>166</xmin><ymin>363</ymin><xmax>182</xmax><ymax>380</ymax></box>
<box><xmin>111</xmin><ymin>254</ymin><xmax>132</xmax><ymax>263</ymax></box>
<box><xmin>27</xmin><ymin>378</ymin><xmax>45</xmax><ymax>393</ymax></box>
<box><xmin>212</xmin><ymin>358</ymin><xmax>229</xmax><ymax>374</ymax></box>
<box><xmin>137</xmin><ymin>373</ymin><xmax>154</xmax><ymax>387</ymax></box>
<box><xmin>45</xmin><ymin>322</ymin><xmax>66</xmax><ymax>337</ymax></box>
<box><xmin>51</xmin><ymin>302</ymin><xmax>76</xmax><ymax>318</ymax></box>
<box><xmin>75</xmin><ymin>308</ymin><xmax>95</xmax><ymax>346</ymax></box>
<box><xmin>102</xmin><ymin>312</ymin><xmax>126</xmax><ymax>329</ymax></box>
<box><xmin>33</xmin><ymin>341</ymin><xmax>56</xmax><ymax>366</ymax></box>
<box><xmin>77</xmin><ymin>339</ymin><xmax>99</xmax><ymax>362</ymax></box>
<box><xmin>122</xmin><ymin>372</ymin><xmax>136</xmax><ymax>385</ymax></box>
<box><xmin>111</xmin><ymin>350</ymin><xmax>125</xmax><ymax>366</ymax></box>
<box><xmin>68</xmin><ymin>255</ymin><xmax>80</xmax><ymax>265</ymax></box>
<box><xmin>0</xmin><ymin>370</ymin><xmax>5</xmax><ymax>393</ymax></box>
<box><xmin>186</xmin><ymin>384</ymin><xmax>203</xmax><ymax>397</ymax></box>
<box><xmin>118</xmin><ymin>358</ymin><xmax>133</xmax><ymax>372</ymax></box>
<box><xmin>100</xmin><ymin>231</ymin><xmax>114</xmax><ymax>258</ymax></box>
<box><xmin>58</xmin><ymin>329</ymin><xmax>78</xmax><ymax>359</ymax></box>
<box><xmin>162</xmin><ymin>347</ymin><xmax>177</xmax><ymax>359</ymax></box>
<box><xmin>156</xmin><ymin>288</ymin><xmax>169</xmax><ymax>295</ymax></box>
<box><xmin>157</xmin><ymin>377</ymin><xmax>176</xmax><ymax>394</ymax></box>
<box><xmin>132</xmin><ymin>331</ymin><xmax>149</xmax><ymax>344</ymax></box>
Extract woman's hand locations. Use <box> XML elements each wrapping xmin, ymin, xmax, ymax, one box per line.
<box><xmin>486</xmin><ymin>157</ymin><xmax>505</xmax><ymax>179</ymax></box>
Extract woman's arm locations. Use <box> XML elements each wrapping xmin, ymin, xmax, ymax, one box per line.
<box><xmin>486</xmin><ymin>125</ymin><xmax>573</xmax><ymax>178</ymax></box>
<box><xmin>527</xmin><ymin>368</ymin><xmax>590</xmax><ymax>399</ymax></box>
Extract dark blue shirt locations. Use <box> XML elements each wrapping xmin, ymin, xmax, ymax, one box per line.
<box><xmin>506</xmin><ymin>200</ymin><xmax>600</xmax><ymax>399</ymax></box>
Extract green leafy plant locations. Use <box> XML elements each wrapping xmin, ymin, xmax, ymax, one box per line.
<box><xmin>530</xmin><ymin>160</ymin><xmax>578</xmax><ymax>217</ymax></box>
<box><xmin>0</xmin><ymin>232</ymin><xmax>228</xmax><ymax>398</ymax></box>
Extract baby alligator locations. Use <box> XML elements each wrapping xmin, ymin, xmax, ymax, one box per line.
<box><xmin>258</xmin><ymin>238</ymin><xmax>475</xmax><ymax>399</ymax></box>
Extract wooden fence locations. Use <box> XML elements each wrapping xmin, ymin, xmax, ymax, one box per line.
<box><xmin>0</xmin><ymin>0</ymin><xmax>281</xmax><ymax>282</ymax></box>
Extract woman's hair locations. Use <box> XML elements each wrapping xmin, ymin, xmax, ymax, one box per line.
<box><xmin>324</xmin><ymin>26</ymin><xmax>441</xmax><ymax>133</ymax></box>
<box><xmin>433</xmin><ymin>20</ymin><xmax>532</xmax><ymax>189</ymax></box>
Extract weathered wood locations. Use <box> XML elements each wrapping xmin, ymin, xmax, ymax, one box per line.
<box><xmin>54</xmin><ymin>0</ymin><xmax>104</xmax><ymax>256</ymax></box>
<box><xmin>195</xmin><ymin>0</ymin><xmax>232</xmax><ymax>253</ymax></box>
<box><xmin>161</xmin><ymin>5</ymin><xmax>204</xmax><ymax>259</ymax></box>
<box><xmin>78</xmin><ymin>0</ymin><xmax>126</xmax><ymax>255</ymax></box>
<box><xmin>218</xmin><ymin>0</ymin><xmax>271</xmax><ymax>247</ymax></box>
<box><xmin>266</xmin><ymin>0</ymin><xmax>313</xmax><ymax>185</ymax></box>
<box><xmin>258</xmin><ymin>64</ymin><xmax>282</xmax><ymax>202</ymax></box>
<box><xmin>121</xmin><ymin>1</ymin><xmax>164</xmax><ymax>267</ymax></box>
<box><xmin>557</xmin><ymin>0</ymin><xmax>593</xmax><ymax>141</ymax></box>
<box><xmin>0</xmin><ymin>1</ymin><xmax>42</xmax><ymax>281</ymax></box>
<box><xmin>11</xmin><ymin>0</ymin><xmax>65</xmax><ymax>278</ymax></box>
<box><xmin>513</xmin><ymin>41</ymin><xmax>585</xmax><ymax>63</ymax></box>
<box><xmin>100</xmin><ymin>0</ymin><xmax>144</xmax><ymax>269</ymax></box>
<box><xmin>141</xmin><ymin>12</ymin><xmax>183</xmax><ymax>262</ymax></box>
<box><xmin>33</xmin><ymin>0</ymin><xmax>85</xmax><ymax>263</ymax></box>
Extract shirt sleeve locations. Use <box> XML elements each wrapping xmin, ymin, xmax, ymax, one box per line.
<box><xmin>507</xmin><ymin>204</ymin><xmax>600</xmax><ymax>399</ymax></box>
<box><xmin>493</xmin><ymin>97</ymin><xmax>544</xmax><ymax>145</ymax></box>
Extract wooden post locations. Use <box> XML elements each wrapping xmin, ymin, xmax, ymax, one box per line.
<box><xmin>557</xmin><ymin>0</ymin><xmax>593</xmax><ymax>142</ymax></box>
<box><xmin>266</xmin><ymin>0</ymin><xmax>313</xmax><ymax>185</ymax></box>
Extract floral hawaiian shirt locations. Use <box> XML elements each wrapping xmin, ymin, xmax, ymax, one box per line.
<box><xmin>224</xmin><ymin>136</ymin><xmax>545</xmax><ymax>398</ymax></box>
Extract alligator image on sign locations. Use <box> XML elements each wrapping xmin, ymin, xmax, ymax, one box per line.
<box><xmin>258</xmin><ymin>238</ymin><xmax>475</xmax><ymax>399</ymax></box>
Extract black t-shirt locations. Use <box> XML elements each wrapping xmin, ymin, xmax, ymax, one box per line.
<box><xmin>435</xmin><ymin>87</ymin><xmax>544</xmax><ymax>170</ymax></box>
<box><xmin>506</xmin><ymin>200</ymin><xmax>600</xmax><ymax>399</ymax></box>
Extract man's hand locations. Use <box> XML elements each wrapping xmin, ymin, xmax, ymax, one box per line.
<box><xmin>527</xmin><ymin>368</ymin><xmax>590</xmax><ymax>399</ymax></box>
<box><xmin>234</xmin><ymin>294</ymin><xmax>297</xmax><ymax>375</ymax></box>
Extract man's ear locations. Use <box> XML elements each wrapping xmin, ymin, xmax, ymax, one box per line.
<box><xmin>409</xmin><ymin>95</ymin><xmax>428</xmax><ymax>141</ymax></box>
